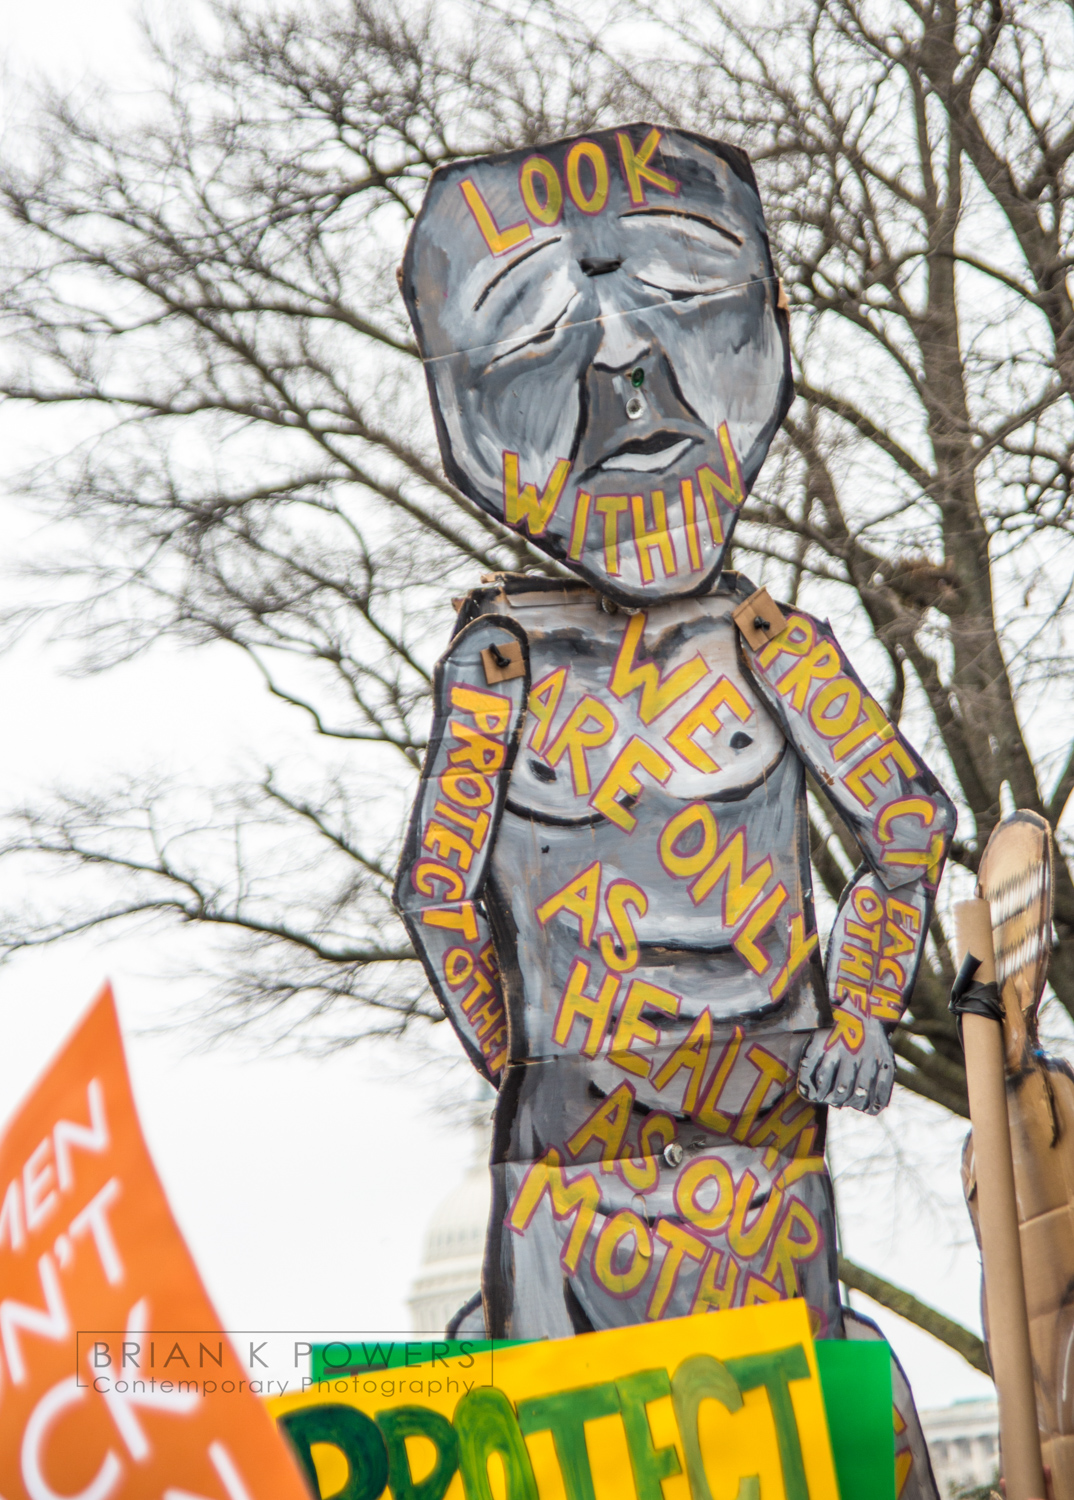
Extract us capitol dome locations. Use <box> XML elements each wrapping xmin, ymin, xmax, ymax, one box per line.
<box><xmin>407</xmin><ymin>1107</ymin><xmax>492</xmax><ymax>1334</ymax></box>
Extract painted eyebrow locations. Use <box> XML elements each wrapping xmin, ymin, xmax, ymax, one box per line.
<box><xmin>619</xmin><ymin>208</ymin><xmax>744</xmax><ymax>247</ymax></box>
<box><xmin>473</xmin><ymin>237</ymin><xmax>563</xmax><ymax>311</ymax></box>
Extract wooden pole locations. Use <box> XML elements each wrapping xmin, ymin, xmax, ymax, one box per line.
<box><xmin>954</xmin><ymin>898</ymin><xmax>1045</xmax><ymax>1500</ymax></box>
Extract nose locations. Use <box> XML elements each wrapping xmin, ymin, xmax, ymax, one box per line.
<box><xmin>580</xmin><ymin>256</ymin><xmax>622</xmax><ymax>277</ymax></box>
<box><xmin>590</xmin><ymin>289</ymin><xmax>651</xmax><ymax>374</ymax></box>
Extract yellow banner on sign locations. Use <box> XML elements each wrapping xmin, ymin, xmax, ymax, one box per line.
<box><xmin>268</xmin><ymin>1301</ymin><xmax>838</xmax><ymax>1500</ymax></box>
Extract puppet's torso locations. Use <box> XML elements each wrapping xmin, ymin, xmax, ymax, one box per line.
<box><xmin>474</xmin><ymin>580</ymin><xmax>838</xmax><ymax>1339</ymax></box>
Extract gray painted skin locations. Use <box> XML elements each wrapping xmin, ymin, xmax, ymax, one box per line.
<box><xmin>395</xmin><ymin>125</ymin><xmax>951</xmax><ymax>1499</ymax></box>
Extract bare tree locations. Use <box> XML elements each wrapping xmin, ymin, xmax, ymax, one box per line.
<box><xmin>0</xmin><ymin>0</ymin><xmax>1070</xmax><ymax>1182</ymax></box>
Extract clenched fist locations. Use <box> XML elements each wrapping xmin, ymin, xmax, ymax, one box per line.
<box><xmin>797</xmin><ymin>1009</ymin><xmax>896</xmax><ymax>1114</ymax></box>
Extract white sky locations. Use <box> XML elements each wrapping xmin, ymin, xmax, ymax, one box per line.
<box><xmin>0</xmin><ymin>0</ymin><xmax>997</xmax><ymax>1414</ymax></box>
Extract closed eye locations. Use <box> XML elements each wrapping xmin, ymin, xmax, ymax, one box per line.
<box><xmin>473</xmin><ymin>237</ymin><xmax>563</xmax><ymax>312</ymax></box>
<box><xmin>622</xmin><ymin>209</ymin><xmax>750</xmax><ymax>302</ymax></box>
<box><xmin>485</xmin><ymin>291</ymin><xmax>580</xmax><ymax>367</ymax></box>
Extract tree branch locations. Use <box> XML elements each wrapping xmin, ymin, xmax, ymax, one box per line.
<box><xmin>838</xmin><ymin>1256</ymin><xmax>988</xmax><ymax>1374</ymax></box>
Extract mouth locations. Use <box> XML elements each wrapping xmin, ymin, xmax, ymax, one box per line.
<box><xmin>599</xmin><ymin>432</ymin><xmax>697</xmax><ymax>474</ymax></box>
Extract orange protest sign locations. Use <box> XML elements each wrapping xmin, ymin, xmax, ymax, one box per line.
<box><xmin>0</xmin><ymin>984</ymin><xmax>308</xmax><ymax>1500</ymax></box>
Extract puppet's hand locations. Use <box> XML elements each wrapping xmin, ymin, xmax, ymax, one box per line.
<box><xmin>797</xmin><ymin>1010</ymin><xmax>895</xmax><ymax>1114</ymax></box>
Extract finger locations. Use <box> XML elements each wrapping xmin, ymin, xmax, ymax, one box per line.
<box><xmin>796</xmin><ymin>1032</ymin><xmax>830</xmax><ymax>1098</ymax></box>
<box><xmin>798</xmin><ymin>1059</ymin><xmax>831</xmax><ymax>1104</ymax></box>
<box><xmin>827</xmin><ymin>1052</ymin><xmax>860</xmax><ymax>1106</ymax></box>
<box><xmin>849</xmin><ymin>1050</ymin><xmax>878</xmax><ymax>1112</ymax></box>
<box><xmin>869</xmin><ymin>1052</ymin><xmax>895</xmax><ymax>1114</ymax></box>
<box><xmin>799</xmin><ymin>1029</ymin><xmax>829</xmax><ymax>1070</ymax></box>
<box><xmin>809</xmin><ymin>1046</ymin><xmax>841</xmax><ymax>1102</ymax></box>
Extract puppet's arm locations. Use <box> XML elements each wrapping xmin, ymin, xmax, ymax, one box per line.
<box><xmin>741</xmin><ymin>604</ymin><xmax>956</xmax><ymax>1114</ymax></box>
<box><xmin>393</xmin><ymin>614</ymin><xmax>529</xmax><ymax>1086</ymax></box>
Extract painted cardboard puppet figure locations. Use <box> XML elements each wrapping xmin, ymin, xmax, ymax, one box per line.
<box><xmin>395</xmin><ymin>126</ymin><xmax>955</xmax><ymax>1498</ymax></box>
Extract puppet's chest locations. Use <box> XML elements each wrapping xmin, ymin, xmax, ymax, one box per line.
<box><xmin>490</xmin><ymin>585</ymin><xmax>785</xmax><ymax>814</ymax></box>
<box><xmin>481</xmin><ymin>584</ymin><xmax>820</xmax><ymax>1049</ymax></box>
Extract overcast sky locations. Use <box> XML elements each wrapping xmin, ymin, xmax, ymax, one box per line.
<box><xmin>0</xmin><ymin>0</ymin><xmax>998</xmax><ymax>1414</ymax></box>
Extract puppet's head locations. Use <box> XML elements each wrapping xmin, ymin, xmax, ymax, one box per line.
<box><xmin>402</xmin><ymin>125</ymin><xmax>792</xmax><ymax>605</ymax></box>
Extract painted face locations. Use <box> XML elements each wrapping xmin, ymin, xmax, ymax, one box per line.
<box><xmin>402</xmin><ymin>125</ymin><xmax>792</xmax><ymax>604</ymax></box>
